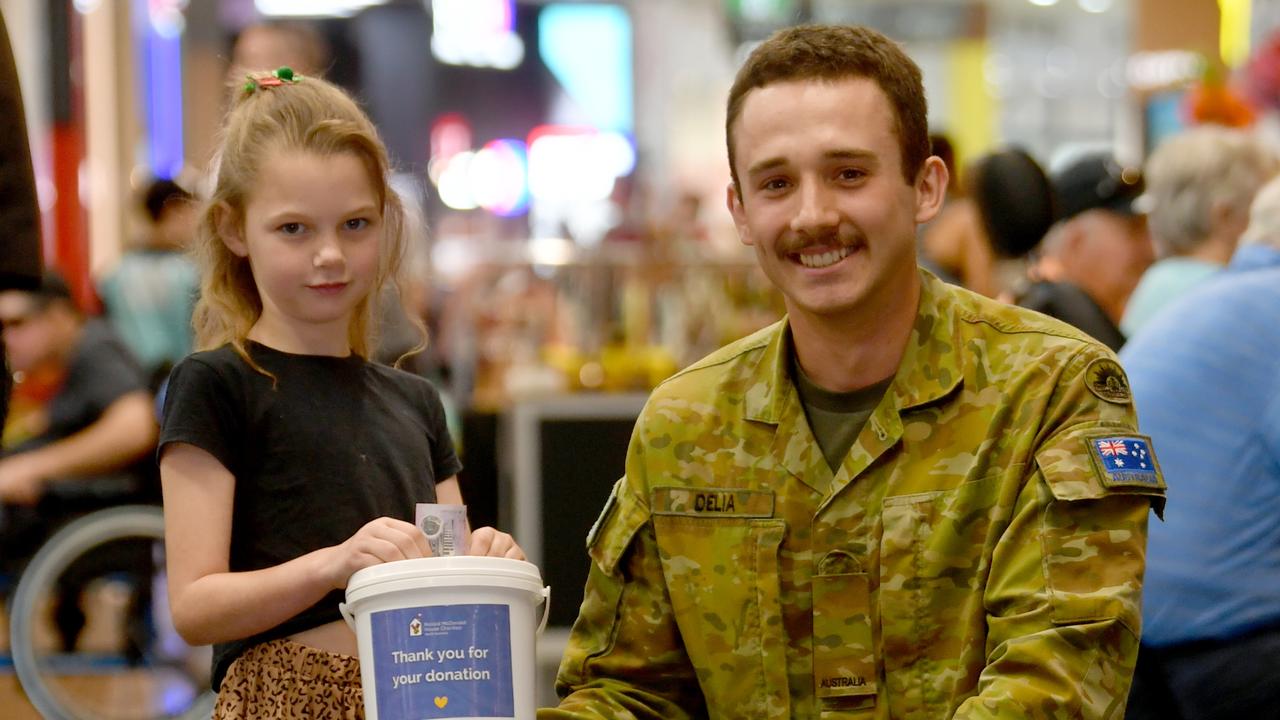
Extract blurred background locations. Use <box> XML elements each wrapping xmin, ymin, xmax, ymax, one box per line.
<box><xmin>4</xmin><ymin>0</ymin><xmax>1269</xmax><ymax>408</ymax></box>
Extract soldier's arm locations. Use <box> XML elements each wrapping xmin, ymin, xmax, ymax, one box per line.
<box><xmin>539</xmin><ymin>477</ymin><xmax>707</xmax><ymax>720</ymax></box>
<box><xmin>954</xmin><ymin>351</ymin><xmax>1164</xmax><ymax>720</ymax></box>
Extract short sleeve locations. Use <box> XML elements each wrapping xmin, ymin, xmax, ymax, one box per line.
<box><xmin>159</xmin><ymin>357</ymin><xmax>243</xmax><ymax>473</ymax></box>
<box><xmin>421</xmin><ymin>380</ymin><xmax>462</xmax><ymax>481</ymax></box>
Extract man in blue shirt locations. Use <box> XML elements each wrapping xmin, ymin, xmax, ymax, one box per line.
<box><xmin>1121</xmin><ymin>176</ymin><xmax>1280</xmax><ymax>720</ymax></box>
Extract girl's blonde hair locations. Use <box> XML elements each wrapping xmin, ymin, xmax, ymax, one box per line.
<box><xmin>192</xmin><ymin>70</ymin><xmax>408</xmax><ymax>363</ymax></box>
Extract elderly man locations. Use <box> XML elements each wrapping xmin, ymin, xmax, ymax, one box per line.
<box><xmin>1120</xmin><ymin>126</ymin><xmax>1278</xmax><ymax>336</ymax></box>
<box><xmin>1121</xmin><ymin>176</ymin><xmax>1280</xmax><ymax>720</ymax></box>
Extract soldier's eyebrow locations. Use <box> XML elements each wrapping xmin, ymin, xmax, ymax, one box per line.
<box><xmin>746</xmin><ymin>157</ymin><xmax>788</xmax><ymax>177</ymax></box>
<box><xmin>746</xmin><ymin>149</ymin><xmax>879</xmax><ymax>178</ymax></box>
<box><xmin>824</xmin><ymin>149</ymin><xmax>878</xmax><ymax>167</ymax></box>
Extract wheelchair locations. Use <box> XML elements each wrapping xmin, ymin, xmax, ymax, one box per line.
<box><xmin>4</xmin><ymin>485</ymin><xmax>216</xmax><ymax>720</ymax></box>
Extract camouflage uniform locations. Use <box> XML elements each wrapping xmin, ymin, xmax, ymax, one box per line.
<box><xmin>542</xmin><ymin>272</ymin><xmax>1165</xmax><ymax>720</ymax></box>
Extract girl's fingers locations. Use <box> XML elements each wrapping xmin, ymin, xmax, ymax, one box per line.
<box><xmin>469</xmin><ymin>527</ymin><xmax>494</xmax><ymax>556</ymax></box>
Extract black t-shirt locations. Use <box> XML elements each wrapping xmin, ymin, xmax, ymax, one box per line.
<box><xmin>158</xmin><ymin>341</ymin><xmax>462</xmax><ymax>690</ymax></box>
<box><xmin>1017</xmin><ymin>280</ymin><xmax>1126</xmax><ymax>352</ymax></box>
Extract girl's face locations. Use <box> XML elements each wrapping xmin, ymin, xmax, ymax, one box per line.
<box><xmin>223</xmin><ymin>149</ymin><xmax>383</xmax><ymax>354</ymax></box>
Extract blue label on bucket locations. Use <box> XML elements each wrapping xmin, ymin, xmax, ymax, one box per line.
<box><xmin>370</xmin><ymin>604</ymin><xmax>514</xmax><ymax>719</ymax></box>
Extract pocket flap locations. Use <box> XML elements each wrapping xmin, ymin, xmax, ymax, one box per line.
<box><xmin>586</xmin><ymin>477</ymin><xmax>649</xmax><ymax>574</ymax></box>
<box><xmin>1035</xmin><ymin>427</ymin><xmax>1166</xmax><ymax>519</ymax></box>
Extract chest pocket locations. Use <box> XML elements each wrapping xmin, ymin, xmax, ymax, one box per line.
<box><xmin>878</xmin><ymin>474</ymin><xmax>1003</xmax><ymax>716</ymax></box>
<box><xmin>651</xmin><ymin>507</ymin><xmax>789</xmax><ymax>719</ymax></box>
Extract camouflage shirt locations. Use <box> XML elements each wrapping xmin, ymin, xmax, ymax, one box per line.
<box><xmin>542</xmin><ymin>272</ymin><xmax>1165</xmax><ymax>720</ymax></box>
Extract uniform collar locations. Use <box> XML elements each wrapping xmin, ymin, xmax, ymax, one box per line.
<box><xmin>744</xmin><ymin>269</ymin><xmax>963</xmax><ymax>424</ymax></box>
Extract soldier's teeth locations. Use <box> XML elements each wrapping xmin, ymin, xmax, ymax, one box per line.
<box><xmin>798</xmin><ymin>247</ymin><xmax>851</xmax><ymax>268</ymax></box>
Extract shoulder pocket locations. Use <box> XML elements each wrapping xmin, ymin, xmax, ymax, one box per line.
<box><xmin>1035</xmin><ymin>427</ymin><xmax>1166</xmax><ymax>519</ymax></box>
<box><xmin>1034</xmin><ymin>427</ymin><xmax>1158</xmax><ymax>635</ymax></box>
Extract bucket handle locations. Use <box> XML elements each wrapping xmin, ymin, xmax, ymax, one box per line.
<box><xmin>339</xmin><ymin>601</ymin><xmax>355</xmax><ymax>630</ymax></box>
<box><xmin>537</xmin><ymin>585</ymin><xmax>552</xmax><ymax>636</ymax></box>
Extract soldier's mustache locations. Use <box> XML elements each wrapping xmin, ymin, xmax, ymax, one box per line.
<box><xmin>780</xmin><ymin>234</ymin><xmax>863</xmax><ymax>255</ymax></box>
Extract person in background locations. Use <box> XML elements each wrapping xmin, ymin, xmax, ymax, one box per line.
<box><xmin>0</xmin><ymin>272</ymin><xmax>155</xmax><ymax>504</ymax></box>
<box><xmin>1</xmin><ymin>7</ymin><xmax>44</xmax><ymax>434</ymax></box>
<box><xmin>1120</xmin><ymin>126</ymin><xmax>1278</xmax><ymax>336</ymax></box>
<box><xmin>98</xmin><ymin>179</ymin><xmax>200</xmax><ymax>383</ymax></box>
<box><xmin>545</xmin><ymin>24</ymin><xmax>1163</xmax><ymax>719</ymax></box>
<box><xmin>1121</xmin><ymin>175</ymin><xmax>1280</xmax><ymax>720</ymax></box>
<box><xmin>1018</xmin><ymin>154</ymin><xmax>1152</xmax><ymax>351</ymax></box>
<box><xmin>0</xmin><ymin>272</ymin><xmax>156</xmax><ymax>647</ymax></box>
<box><xmin>919</xmin><ymin>147</ymin><xmax>1054</xmax><ymax>297</ymax></box>
<box><xmin>967</xmin><ymin>146</ymin><xmax>1056</xmax><ymax>299</ymax></box>
<box><xmin>228</xmin><ymin>19</ymin><xmax>329</xmax><ymax>80</ymax></box>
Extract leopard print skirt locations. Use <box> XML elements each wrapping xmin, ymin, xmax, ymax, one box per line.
<box><xmin>213</xmin><ymin>638</ymin><xmax>364</xmax><ymax>719</ymax></box>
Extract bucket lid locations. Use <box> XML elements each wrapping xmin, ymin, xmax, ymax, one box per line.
<box><xmin>345</xmin><ymin>556</ymin><xmax>544</xmax><ymax>599</ymax></box>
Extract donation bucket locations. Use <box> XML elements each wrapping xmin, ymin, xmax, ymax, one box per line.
<box><xmin>341</xmin><ymin>556</ymin><xmax>550</xmax><ymax>720</ymax></box>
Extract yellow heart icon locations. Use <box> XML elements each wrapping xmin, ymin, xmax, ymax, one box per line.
<box><xmin>434</xmin><ymin>696</ymin><xmax>448</xmax><ymax>709</ymax></box>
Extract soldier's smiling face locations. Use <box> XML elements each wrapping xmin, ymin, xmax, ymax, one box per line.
<box><xmin>727</xmin><ymin>77</ymin><xmax>945</xmax><ymax>325</ymax></box>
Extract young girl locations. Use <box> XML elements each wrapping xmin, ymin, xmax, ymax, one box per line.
<box><xmin>159</xmin><ymin>68</ymin><xmax>524</xmax><ymax>719</ymax></box>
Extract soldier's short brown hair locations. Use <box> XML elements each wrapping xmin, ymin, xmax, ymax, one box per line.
<box><xmin>726</xmin><ymin>25</ymin><xmax>929</xmax><ymax>190</ymax></box>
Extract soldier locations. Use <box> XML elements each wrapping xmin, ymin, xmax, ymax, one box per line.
<box><xmin>542</xmin><ymin>24</ymin><xmax>1165</xmax><ymax>719</ymax></box>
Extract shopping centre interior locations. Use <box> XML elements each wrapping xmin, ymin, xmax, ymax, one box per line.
<box><xmin>1</xmin><ymin>1</ymin><xmax>1276</xmax><ymax>717</ymax></box>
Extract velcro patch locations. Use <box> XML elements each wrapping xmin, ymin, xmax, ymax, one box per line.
<box><xmin>1086</xmin><ymin>434</ymin><xmax>1166</xmax><ymax>491</ymax></box>
<box><xmin>651</xmin><ymin>487</ymin><xmax>774</xmax><ymax>518</ymax></box>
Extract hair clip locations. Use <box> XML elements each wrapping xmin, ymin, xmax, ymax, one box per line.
<box><xmin>243</xmin><ymin>66</ymin><xmax>301</xmax><ymax>95</ymax></box>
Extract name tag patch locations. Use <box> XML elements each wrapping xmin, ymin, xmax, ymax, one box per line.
<box><xmin>1086</xmin><ymin>434</ymin><xmax>1165</xmax><ymax>490</ymax></box>
<box><xmin>651</xmin><ymin>487</ymin><xmax>774</xmax><ymax>518</ymax></box>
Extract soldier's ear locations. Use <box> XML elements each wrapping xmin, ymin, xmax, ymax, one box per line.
<box><xmin>913</xmin><ymin>156</ymin><xmax>948</xmax><ymax>225</ymax></box>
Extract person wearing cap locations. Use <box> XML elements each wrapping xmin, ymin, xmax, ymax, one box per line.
<box><xmin>0</xmin><ymin>271</ymin><xmax>156</xmax><ymax>565</ymax></box>
<box><xmin>1017</xmin><ymin>153</ymin><xmax>1152</xmax><ymax>351</ymax></box>
<box><xmin>1120</xmin><ymin>175</ymin><xmax>1280</xmax><ymax>720</ymax></box>
<box><xmin>1120</xmin><ymin>126</ymin><xmax>1279</xmax><ymax>338</ymax></box>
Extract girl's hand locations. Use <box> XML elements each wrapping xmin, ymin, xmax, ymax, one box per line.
<box><xmin>324</xmin><ymin>517</ymin><xmax>432</xmax><ymax>589</ymax></box>
<box><xmin>468</xmin><ymin>527</ymin><xmax>526</xmax><ymax>560</ymax></box>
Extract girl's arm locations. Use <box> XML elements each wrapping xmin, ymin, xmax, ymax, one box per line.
<box><xmin>435</xmin><ymin>475</ymin><xmax>525</xmax><ymax>559</ymax></box>
<box><xmin>161</xmin><ymin>442</ymin><xmax>429</xmax><ymax>646</ymax></box>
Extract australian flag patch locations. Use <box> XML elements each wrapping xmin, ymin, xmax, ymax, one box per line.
<box><xmin>1086</xmin><ymin>434</ymin><xmax>1165</xmax><ymax>490</ymax></box>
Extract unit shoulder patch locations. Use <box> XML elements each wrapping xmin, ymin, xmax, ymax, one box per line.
<box><xmin>1085</xmin><ymin>433</ymin><xmax>1165</xmax><ymax>491</ymax></box>
<box><xmin>1084</xmin><ymin>358</ymin><xmax>1132</xmax><ymax>404</ymax></box>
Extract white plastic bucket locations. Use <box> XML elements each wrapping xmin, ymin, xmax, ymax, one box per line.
<box><xmin>341</xmin><ymin>557</ymin><xmax>550</xmax><ymax>720</ymax></box>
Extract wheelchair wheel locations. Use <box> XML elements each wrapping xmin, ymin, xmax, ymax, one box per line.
<box><xmin>8</xmin><ymin>505</ymin><xmax>215</xmax><ymax>720</ymax></box>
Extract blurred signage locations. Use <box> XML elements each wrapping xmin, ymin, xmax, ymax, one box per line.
<box><xmin>256</xmin><ymin>0</ymin><xmax>387</xmax><ymax>18</ymax></box>
<box><xmin>725</xmin><ymin>0</ymin><xmax>796</xmax><ymax>24</ymax></box>
<box><xmin>431</xmin><ymin>0</ymin><xmax>525</xmax><ymax>70</ymax></box>
<box><xmin>811</xmin><ymin>0</ymin><xmax>986</xmax><ymax>42</ymax></box>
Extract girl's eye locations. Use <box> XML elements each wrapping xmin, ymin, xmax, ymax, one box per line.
<box><xmin>345</xmin><ymin>218</ymin><xmax>370</xmax><ymax>231</ymax></box>
<box><xmin>279</xmin><ymin>222</ymin><xmax>305</xmax><ymax>235</ymax></box>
